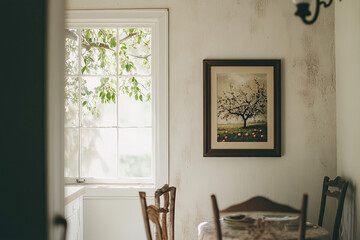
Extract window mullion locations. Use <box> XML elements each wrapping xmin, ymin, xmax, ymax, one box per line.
<box><xmin>116</xmin><ymin>27</ymin><xmax>120</xmax><ymax>179</ymax></box>
<box><xmin>77</xmin><ymin>28</ymin><xmax>83</xmax><ymax>181</ymax></box>
<box><xmin>64</xmin><ymin>74</ymin><xmax>152</xmax><ymax>78</ymax></box>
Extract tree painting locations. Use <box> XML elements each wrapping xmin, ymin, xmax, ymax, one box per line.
<box><xmin>217</xmin><ymin>73</ymin><xmax>267</xmax><ymax>142</ymax></box>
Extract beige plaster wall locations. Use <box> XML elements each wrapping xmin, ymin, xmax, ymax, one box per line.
<box><xmin>66</xmin><ymin>0</ymin><xmax>337</xmax><ymax>239</ymax></box>
<box><xmin>335</xmin><ymin>0</ymin><xmax>360</xmax><ymax>239</ymax></box>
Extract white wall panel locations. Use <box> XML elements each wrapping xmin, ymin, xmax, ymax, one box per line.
<box><xmin>83</xmin><ymin>197</ymin><xmax>153</xmax><ymax>240</ymax></box>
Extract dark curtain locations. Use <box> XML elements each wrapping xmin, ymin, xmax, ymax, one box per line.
<box><xmin>0</xmin><ymin>0</ymin><xmax>47</xmax><ymax>239</ymax></box>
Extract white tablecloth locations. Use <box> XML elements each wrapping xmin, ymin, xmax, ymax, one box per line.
<box><xmin>198</xmin><ymin>221</ymin><xmax>330</xmax><ymax>240</ymax></box>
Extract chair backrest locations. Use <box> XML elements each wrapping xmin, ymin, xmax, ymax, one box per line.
<box><xmin>211</xmin><ymin>194</ymin><xmax>308</xmax><ymax>240</ymax></box>
<box><xmin>139</xmin><ymin>184</ymin><xmax>176</xmax><ymax>240</ymax></box>
<box><xmin>318</xmin><ymin>176</ymin><xmax>348</xmax><ymax>240</ymax></box>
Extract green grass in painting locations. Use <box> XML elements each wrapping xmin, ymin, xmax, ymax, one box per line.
<box><xmin>217</xmin><ymin>122</ymin><xmax>267</xmax><ymax>142</ymax></box>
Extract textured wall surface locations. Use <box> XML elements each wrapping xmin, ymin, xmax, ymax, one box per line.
<box><xmin>335</xmin><ymin>0</ymin><xmax>360</xmax><ymax>239</ymax></box>
<box><xmin>66</xmin><ymin>0</ymin><xmax>337</xmax><ymax>239</ymax></box>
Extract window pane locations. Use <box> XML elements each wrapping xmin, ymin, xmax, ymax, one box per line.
<box><xmin>81</xmin><ymin>77</ymin><xmax>117</xmax><ymax>127</ymax></box>
<box><xmin>81</xmin><ymin>128</ymin><xmax>117</xmax><ymax>178</ymax></box>
<box><xmin>65</xmin><ymin>29</ymin><xmax>79</xmax><ymax>75</ymax></box>
<box><xmin>65</xmin><ymin>77</ymin><xmax>79</xmax><ymax>127</ymax></box>
<box><xmin>64</xmin><ymin>128</ymin><xmax>79</xmax><ymax>178</ymax></box>
<box><xmin>127</xmin><ymin>55</ymin><xmax>151</xmax><ymax>75</ymax></box>
<box><xmin>118</xmin><ymin>128</ymin><xmax>152</xmax><ymax>178</ymax></box>
<box><xmin>118</xmin><ymin>77</ymin><xmax>151</xmax><ymax>127</ymax></box>
<box><xmin>63</xmin><ymin>21</ymin><xmax>163</xmax><ymax>184</ymax></box>
<box><xmin>118</xmin><ymin>28</ymin><xmax>151</xmax><ymax>75</ymax></box>
<box><xmin>81</xmin><ymin>28</ymin><xmax>116</xmax><ymax>75</ymax></box>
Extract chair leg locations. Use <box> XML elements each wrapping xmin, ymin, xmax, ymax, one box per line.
<box><xmin>211</xmin><ymin>195</ymin><xmax>222</xmax><ymax>240</ymax></box>
<box><xmin>299</xmin><ymin>194</ymin><xmax>308</xmax><ymax>240</ymax></box>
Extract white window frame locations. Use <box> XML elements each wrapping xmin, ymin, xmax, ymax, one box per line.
<box><xmin>64</xmin><ymin>9</ymin><xmax>168</xmax><ymax>191</ymax></box>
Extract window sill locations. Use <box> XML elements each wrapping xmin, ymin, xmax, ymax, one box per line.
<box><xmin>65</xmin><ymin>183</ymin><xmax>157</xmax><ymax>198</ymax></box>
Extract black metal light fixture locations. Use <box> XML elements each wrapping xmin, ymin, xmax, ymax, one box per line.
<box><xmin>293</xmin><ymin>0</ymin><xmax>338</xmax><ymax>25</ymax></box>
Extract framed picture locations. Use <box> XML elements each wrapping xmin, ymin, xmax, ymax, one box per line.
<box><xmin>203</xmin><ymin>59</ymin><xmax>281</xmax><ymax>157</ymax></box>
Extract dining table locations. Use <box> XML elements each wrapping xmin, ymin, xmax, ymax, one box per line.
<box><xmin>198</xmin><ymin>212</ymin><xmax>330</xmax><ymax>240</ymax></box>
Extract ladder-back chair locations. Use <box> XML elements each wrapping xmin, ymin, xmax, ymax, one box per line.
<box><xmin>318</xmin><ymin>176</ymin><xmax>348</xmax><ymax>240</ymax></box>
<box><xmin>139</xmin><ymin>184</ymin><xmax>176</xmax><ymax>240</ymax></box>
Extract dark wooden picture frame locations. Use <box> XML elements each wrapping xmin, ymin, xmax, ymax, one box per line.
<box><xmin>203</xmin><ymin>59</ymin><xmax>281</xmax><ymax>157</ymax></box>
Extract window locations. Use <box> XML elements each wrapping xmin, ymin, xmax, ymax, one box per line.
<box><xmin>64</xmin><ymin>10</ymin><xmax>168</xmax><ymax>186</ymax></box>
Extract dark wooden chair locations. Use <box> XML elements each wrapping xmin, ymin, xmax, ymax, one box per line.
<box><xmin>318</xmin><ymin>176</ymin><xmax>348</xmax><ymax>240</ymax></box>
<box><xmin>211</xmin><ymin>194</ymin><xmax>308</xmax><ymax>240</ymax></box>
<box><xmin>139</xmin><ymin>184</ymin><xmax>176</xmax><ymax>240</ymax></box>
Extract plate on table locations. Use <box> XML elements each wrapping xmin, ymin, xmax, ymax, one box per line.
<box><xmin>262</xmin><ymin>212</ymin><xmax>299</xmax><ymax>222</ymax></box>
<box><xmin>223</xmin><ymin>213</ymin><xmax>255</xmax><ymax>224</ymax></box>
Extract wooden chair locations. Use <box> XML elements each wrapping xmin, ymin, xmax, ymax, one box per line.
<box><xmin>139</xmin><ymin>184</ymin><xmax>176</xmax><ymax>240</ymax></box>
<box><xmin>318</xmin><ymin>176</ymin><xmax>349</xmax><ymax>240</ymax></box>
<box><xmin>211</xmin><ymin>194</ymin><xmax>308</xmax><ymax>240</ymax></box>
